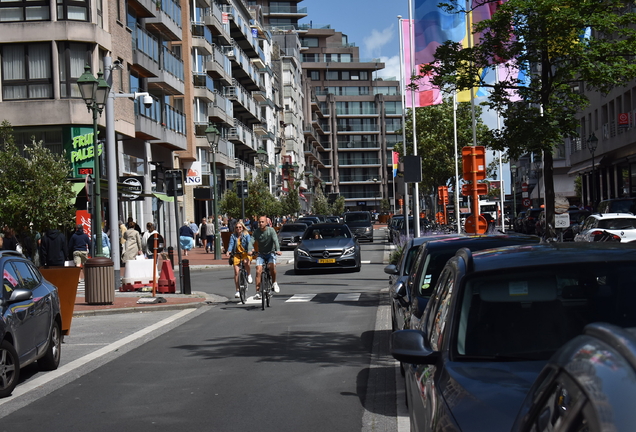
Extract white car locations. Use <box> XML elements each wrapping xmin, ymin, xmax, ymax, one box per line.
<box><xmin>574</xmin><ymin>213</ymin><xmax>636</xmax><ymax>243</ymax></box>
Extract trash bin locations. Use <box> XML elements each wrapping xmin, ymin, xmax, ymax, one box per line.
<box><xmin>84</xmin><ymin>257</ymin><xmax>115</xmax><ymax>305</ymax></box>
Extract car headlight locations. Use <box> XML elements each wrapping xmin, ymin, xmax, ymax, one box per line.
<box><xmin>365</xmin><ymin>227</ymin><xmax>372</xmax><ymax>232</ymax></box>
<box><xmin>343</xmin><ymin>246</ymin><xmax>356</xmax><ymax>256</ymax></box>
<box><xmin>297</xmin><ymin>248</ymin><xmax>310</xmax><ymax>257</ymax></box>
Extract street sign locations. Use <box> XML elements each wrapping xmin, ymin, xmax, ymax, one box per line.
<box><xmin>120</xmin><ymin>176</ymin><xmax>144</xmax><ymax>200</ymax></box>
<box><xmin>522</xmin><ymin>198</ymin><xmax>532</xmax><ymax>207</ymax></box>
<box><xmin>522</xmin><ymin>182</ymin><xmax>528</xmax><ymax>192</ymax></box>
<box><xmin>147</xmin><ymin>233</ymin><xmax>164</xmax><ymax>254</ymax></box>
<box><xmin>555</xmin><ymin>213</ymin><xmax>570</xmax><ymax>228</ymax></box>
<box><xmin>461</xmin><ymin>182</ymin><xmax>488</xmax><ymax>196</ymax></box>
<box><xmin>465</xmin><ymin>214</ymin><xmax>488</xmax><ymax>235</ymax></box>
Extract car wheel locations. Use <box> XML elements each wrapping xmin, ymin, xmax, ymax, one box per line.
<box><xmin>0</xmin><ymin>340</ymin><xmax>19</xmax><ymax>398</ymax></box>
<box><xmin>38</xmin><ymin>321</ymin><xmax>62</xmax><ymax>371</ymax></box>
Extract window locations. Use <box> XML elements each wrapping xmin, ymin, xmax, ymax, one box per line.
<box><xmin>0</xmin><ymin>0</ymin><xmax>49</xmax><ymax>21</ymax></box>
<box><xmin>58</xmin><ymin>42</ymin><xmax>90</xmax><ymax>98</ymax></box>
<box><xmin>326</xmin><ymin>71</ymin><xmax>338</xmax><ymax>81</ymax></box>
<box><xmin>57</xmin><ymin>0</ymin><xmax>88</xmax><ymax>21</ymax></box>
<box><xmin>13</xmin><ymin>261</ymin><xmax>39</xmax><ymax>290</ymax></box>
<box><xmin>301</xmin><ymin>37</ymin><xmax>319</xmax><ymax>48</ymax></box>
<box><xmin>308</xmin><ymin>70</ymin><xmax>320</xmax><ymax>80</ymax></box>
<box><xmin>2</xmin><ymin>43</ymin><xmax>52</xmax><ymax>100</ymax></box>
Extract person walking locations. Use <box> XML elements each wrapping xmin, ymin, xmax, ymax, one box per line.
<box><xmin>225</xmin><ymin>221</ymin><xmax>253</xmax><ymax>298</ymax></box>
<box><xmin>93</xmin><ymin>227</ymin><xmax>111</xmax><ymax>258</ymax></box>
<box><xmin>205</xmin><ymin>219</ymin><xmax>215</xmax><ymax>253</ymax></box>
<box><xmin>198</xmin><ymin>218</ymin><xmax>208</xmax><ymax>251</ymax></box>
<box><xmin>141</xmin><ymin>222</ymin><xmax>159</xmax><ymax>258</ymax></box>
<box><xmin>121</xmin><ymin>221</ymin><xmax>143</xmax><ymax>262</ymax></box>
<box><xmin>2</xmin><ymin>226</ymin><xmax>18</xmax><ymax>251</ymax></box>
<box><xmin>179</xmin><ymin>221</ymin><xmax>195</xmax><ymax>256</ymax></box>
<box><xmin>40</xmin><ymin>227</ymin><xmax>68</xmax><ymax>267</ymax></box>
<box><xmin>68</xmin><ymin>224</ymin><xmax>91</xmax><ymax>279</ymax></box>
<box><xmin>250</xmin><ymin>215</ymin><xmax>282</xmax><ymax>299</ymax></box>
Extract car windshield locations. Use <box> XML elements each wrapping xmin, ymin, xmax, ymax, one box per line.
<box><xmin>344</xmin><ymin>213</ymin><xmax>370</xmax><ymax>223</ymax></box>
<box><xmin>456</xmin><ymin>262</ymin><xmax>636</xmax><ymax>361</ymax></box>
<box><xmin>303</xmin><ymin>227</ymin><xmax>351</xmax><ymax>240</ymax></box>
<box><xmin>280</xmin><ymin>224</ymin><xmax>306</xmax><ymax>233</ymax></box>
<box><xmin>598</xmin><ymin>218</ymin><xmax>636</xmax><ymax>230</ymax></box>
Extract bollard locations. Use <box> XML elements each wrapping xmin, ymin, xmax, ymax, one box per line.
<box><xmin>168</xmin><ymin>246</ymin><xmax>174</xmax><ymax>269</ymax></box>
<box><xmin>182</xmin><ymin>259</ymin><xmax>191</xmax><ymax>295</ymax></box>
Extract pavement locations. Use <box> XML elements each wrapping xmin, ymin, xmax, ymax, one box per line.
<box><xmin>71</xmin><ymin>223</ymin><xmax>389</xmax><ymax>317</ymax></box>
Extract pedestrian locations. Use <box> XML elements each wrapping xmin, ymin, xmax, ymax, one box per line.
<box><xmin>127</xmin><ymin>217</ymin><xmax>142</xmax><ymax>234</ymax></box>
<box><xmin>228</xmin><ymin>217</ymin><xmax>237</xmax><ymax>233</ymax></box>
<box><xmin>204</xmin><ymin>218</ymin><xmax>215</xmax><ymax>253</ymax></box>
<box><xmin>179</xmin><ymin>221</ymin><xmax>195</xmax><ymax>256</ymax></box>
<box><xmin>93</xmin><ymin>227</ymin><xmax>111</xmax><ymax>258</ymax></box>
<box><xmin>141</xmin><ymin>222</ymin><xmax>159</xmax><ymax>258</ymax></box>
<box><xmin>119</xmin><ymin>220</ymin><xmax>126</xmax><ymax>246</ymax></box>
<box><xmin>40</xmin><ymin>226</ymin><xmax>68</xmax><ymax>267</ymax></box>
<box><xmin>189</xmin><ymin>220</ymin><xmax>200</xmax><ymax>247</ymax></box>
<box><xmin>198</xmin><ymin>218</ymin><xmax>208</xmax><ymax>250</ymax></box>
<box><xmin>2</xmin><ymin>226</ymin><xmax>18</xmax><ymax>251</ymax></box>
<box><xmin>121</xmin><ymin>221</ymin><xmax>143</xmax><ymax>262</ymax></box>
<box><xmin>68</xmin><ymin>224</ymin><xmax>91</xmax><ymax>279</ymax></box>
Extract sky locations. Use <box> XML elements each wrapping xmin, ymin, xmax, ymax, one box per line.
<box><xmin>299</xmin><ymin>0</ymin><xmax>408</xmax><ymax>80</ymax></box>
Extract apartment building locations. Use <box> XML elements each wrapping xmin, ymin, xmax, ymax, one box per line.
<box><xmin>300</xmin><ymin>28</ymin><xmax>402</xmax><ymax>211</ymax></box>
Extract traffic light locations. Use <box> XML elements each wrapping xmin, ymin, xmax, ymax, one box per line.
<box><xmin>236</xmin><ymin>181</ymin><xmax>249</xmax><ymax>198</ymax></box>
<box><xmin>165</xmin><ymin>169</ymin><xmax>184</xmax><ymax>196</ymax></box>
<box><xmin>151</xmin><ymin>166</ymin><xmax>165</xmax><ymax>192</ymax></box>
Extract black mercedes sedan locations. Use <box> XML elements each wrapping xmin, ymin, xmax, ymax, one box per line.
<box><xmin>293</xmin><ymin>223</ymin><xmax>361</xmax><ymax>273</ymax></box>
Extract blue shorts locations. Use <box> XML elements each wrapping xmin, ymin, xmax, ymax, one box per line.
<box><xmin>256</xmin><ymin>252</ymin><xmax>277</xmax><ymax>266</ymax></box>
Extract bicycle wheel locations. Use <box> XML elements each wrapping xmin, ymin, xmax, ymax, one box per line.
<box><xmin>266</xmin><ymin>282</ymin><xmax>271</xmax><ymax>307</ymax></box>
<box><xmin>261</xmin><ymin>273</ymin><xmax>267</xmax><ymax>310</ymax></box>
<box><xmin>238</xmin><ymin>269</ymin><xmax>247</xmax><ymax>304</ymax></box>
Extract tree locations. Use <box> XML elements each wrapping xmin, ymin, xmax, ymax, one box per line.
<box><xmin>311</xmin><ymin>185</ymin><xmax>331</xmax><ymax>215</ymax></box>
<box><xmin>330</xmin><ymin>195</ymin><xmax>346</xmax><ymax>216</ymax></box>
<box><xmin>244</xmin><ymin>178</ymin><xmax>279</xmax><ymax>220</ymax></box>
<box><xmin>423</xmin><ymin>0</ymin><xmax>636</xmax><ymax>235</ymax></box>
<box><xmin>218</xmin><ymin>185</ymin><xmax>241</xmax><ymax>220</ymax></box>
<box><xmin>281</xmin><ymin>183</ymin><xmax>301</xmax><ymax>217</ymax></box>
<box><xmin>394</xmin><ymin>99</ymin><xmax>490</xmax><ymax>199</ymax></box>
<box><xmin>0</xmin><ymin>121</ymin><xmax>75</xmax><ymax>253</ymax></box>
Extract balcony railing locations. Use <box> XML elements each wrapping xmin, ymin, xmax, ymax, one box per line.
<box><xmin>338</xmin><ymin>158</ymin><xmax>381</xmax><ymax>165</ymax></box>
<box><xmin>338</xmin><ymin>141</ymin><xmax>379</xmax><ymax>149</ymax></box>
<box><xmin>135</xmin><ymin>24</ymin><xmax>159</xmax><ymax>62</ymax></box>
<box><xmin>162</xmin><ymin>46</ymin><xmax>184</xmax><ymax>81</ymax></box>
<box><xmin>135</xmin><ymin>97</ymin><xmax>186</xmax><ymax>135</ymax></box>
<box><xmin>193</xmin><ymin>73</ymin><xmax>214</xmax><ymax>92</ymax></box>
<box><xmin>337</xmin><ymin>124</ymin><xmax>379</xmax><ymax>132</ymax></box>
<box><xmin>192</xmin><ymin>22</ymin><xmax>214</xmax><ymax>45</ymax></box>
<box><xmin>159</xmin><ymin>0</ymin><xmax>182</xmax><ymax>28</ymax></box>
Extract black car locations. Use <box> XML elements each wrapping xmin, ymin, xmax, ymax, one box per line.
<box><xmin>562</xmin><ymin>208</ymin><xmax>591</xmax><ymax>241</ymax></box>
<box><xmin>522</xmin><ymin>208</ymin><xmax>543</xmax><ymax>234</ymax></box>
<box><xmin>597</xmin><ymin>197</ymin><xmax>636</xmax><ymax>214</ymax></box>
<box><xmin>343</xmin><ymin>211</ymin><xmax>373</xmax><ymax>242</ymax></box>
<box><xmin>296</xmin><ymin>217</ymin><xmax>319</xmax><ymax>227</ymax></box>
<box><xmin>514</xmin><ymin>211</ymin><xmax>526</xmax><ymax>233</ymax></box>
<box><xmin>387</xmin><ymin>215</ymin><xmax>404</xmax><ymax>243</ymax></box>
<box><xmin>293</xmin><ymin>223</ymin><xmax>361</xmax><ymax>273</ymax></box>
<box><xmin>392</xmin><ymin>242</ymin><xmax>636</xmax><ymax>432</ymax></box>
<box><xmin>0</xmin><ymin>251</ymin><xmax>62</xmax><ymax>397</ymax></box>
<box><xmin>512</xmin><ymin>322</ymin><xmax>636</xmax><ymax>432</ymax></box>
<box><xmin>402</xmin><ymin>234</ymin><xmax>540</xmax><ymax>332</ymax></box>
<box><xmin>384</xmin><ymin>234</ymin><xmax>460</xmax><ymax>332</ymax></box>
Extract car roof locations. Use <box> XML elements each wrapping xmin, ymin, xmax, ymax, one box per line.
<box><xmin>466</xmin><ymin>242</ymin><xmax>636</xmax><ymax>273</ymax></box>
<box><xmin>424</xmin><ymin>234</ymin><xmax>539</xmax><ymax>254</ymax></box>
<box><xmin>407</xmin><ymin>234</ymin><xmax>463</xmax><ymax>249</ymax></box>
<box><xmin>587</xmin><ymin>213</ymin><xmax>636</xmax><ymax>219</ymax></box>
<box><xmin>307</xmin><ymin>223</ymin><xmax>351</xmax><ymax>229</ymax></box>
<box><xmin>281</xmin><ymin>223</ymin><xmax>307</xmax><ymax>229</ymax></box>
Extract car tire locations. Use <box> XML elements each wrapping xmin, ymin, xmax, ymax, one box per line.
<box><xmin>38</xmin><ymin>321</ymin><xmax>61</xmax><ymax>371</ymax></box>
<box><xmin>0</xmin><ymin>340</ymin><xmax>20</xmax><ymax>398</ymax></box>
<box><xmin>354</xmin><ymin>264</ymin><xmax>361</xmax><ymax>272</ymax></box>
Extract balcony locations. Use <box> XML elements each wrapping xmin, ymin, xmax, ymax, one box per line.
<box><xmin>135</xmin><ymin>98</ymin><xmax>187</xmax><ymax>151</ymax></box>
<box><xmin>205</xmin><ymin>44</ymin><xmax>232</xmax><ymax>84</ymax></box>
<box><xmin>191</xmin><ymin>23</ymin><xmax>214</xmax><ymax>55</ymax></box>
<box><xmin>193</xmin><ymin>73</ymin><xmax>215</xmax><ymax>102</ymax></box>
<box><xmin>337</xmin><ymin>141</ymin><xmax>380</xmax><ymax>149</ymax></box>
<box><xmin>338</xmin><ymin>158</ymin><xmax>381</xmax><ymax>166</ymax></box>
<box><xmin>146</xmin><ymin>0</ymin><xmax>182</xmax><ymax>41</ymax></box>
<box><xmin>208</xmin><ymin>92</ymin><xmax>234</xmax><ymax>127</ymax></box>
<box><xmin>148</xmin><ymin>47</ymin><xmax>185</xmax><ymax>95</ymax></box>
<box><xmin>132</xmin><ymin>25</ymin><xmax>160</xmax><ymax>77</ymax></box>
<box><xmin>203</xmin><ymin>4</ymin><xmax>231</xmax><ymax>44</ymax></box>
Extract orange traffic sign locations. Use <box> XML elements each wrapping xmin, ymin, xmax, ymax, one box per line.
<box><xmin>461</xmin><ymin>182</ymin><xmax>489</xmax><ymax>196</ymax></box>
<box><xmin>465</xmin><ymin>214</ymin><xmax>488</xmax><ymax>235</ymax></box>
<box><xmin>461</xmin><ymin>146</ymin><xmax>486</xmax><ymax>180</ymax></box>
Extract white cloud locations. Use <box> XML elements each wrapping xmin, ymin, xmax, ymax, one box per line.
<box><xmin>363</xmin><ymin>25</ymin><xmax>395</xmax><ymax>58</ymax></box>
<box><xmin>374</xmin><ymin>55</ymin><xmax>402</xmax><ymax>81</ymax></box>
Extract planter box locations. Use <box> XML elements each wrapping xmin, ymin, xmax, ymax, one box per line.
<box><xmin>39</xmin><ymin>267</ymin><xmax>81</xmax><ymax>335</ymax></box>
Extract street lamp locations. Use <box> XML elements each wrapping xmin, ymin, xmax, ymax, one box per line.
<box><xmin>588</xmin><ymin>132</ymin><xmax>599</xmax><ymax>210</ymax></box>
<box><xmin>205</xmin><ymin>123</ymin><xmax>222</xmax><ymax>260</ymax></box>
<box><xmin>511</xmin><ymin>164</ymin><xmax>517</xmax><ymax>229</ymax></box>
<box><xmin>78</xmin><ymin>64</ymin><xmax>110</xmax><ymax>257</ymax></box>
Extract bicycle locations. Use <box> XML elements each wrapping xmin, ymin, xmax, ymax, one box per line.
<box><xmin>230</xmin><ymin>253</ymin><xmax>249</xmax><ymax>304</ymax></box>
<box><xmin>260</xmin><ymin>263</ymin><xmax>273</xmax><ymax>310</ymax></box>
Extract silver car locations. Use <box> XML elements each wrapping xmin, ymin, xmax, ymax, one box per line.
<box><xmin>294</xmin><ymin>223</ymin><xmax>361</xmax><ymax>273</ymax></box>
<box><xmin>277</xmin><ymin>223</ymin><xmax>308</xmax><ymax>250</ymax></box>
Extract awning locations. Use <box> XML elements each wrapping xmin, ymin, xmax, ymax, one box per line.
<box><xmin>153</xmin><ymin>192</ymin><xmax>174</xmax><ymax>202</ymax></box>
<box><xmin>71</xmin><ymin>182</ymin><xmax>86</xmax><ymax>205</ymax></box>
<box><xmin>568</xmin><ymin>156</ymin><xmax>605</xmax><ymax>175</ymax></box>
<box><xmin>530</xmin><ymin>176</ymin><xmax>576</xmax><ymax>199</ymax></box>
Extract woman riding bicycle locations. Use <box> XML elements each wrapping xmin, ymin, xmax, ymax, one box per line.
<box><xmin>225</xmin><ymin>221</ymin><xmax>254</xmax><ymax>298</ymax></box>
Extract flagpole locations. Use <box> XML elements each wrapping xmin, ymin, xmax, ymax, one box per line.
<box><xmin>453</xmin><ymin>91</ymin><xmax>461</xmax><ymax>234</ymax></box>
<box><xmin>397</xmin><ymin>15</ymin><xmax>406</xmax><ymax>217</ymax></box>
<box><xmin>408</xmin><ymin>0</ymin><xmax>421</xmax><ymax>237</ymax></box>
<box><xmin>495</xmin><ymin>66</ymin><xmax>505</xmax><ymax>232</ymax></box>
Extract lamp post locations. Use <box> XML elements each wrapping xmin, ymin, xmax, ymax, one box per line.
<box><xmin>511</xmin><ymin>164</ymin><xmax>517</xmax><ymax>229</ymax></box>
<box><xmin>78</xmin><ymin>65</ymin><xmax>110</xmax><ymax>257</ymax></box>
<box><xmin>205</xmin><ymin>124</ymin><xmax>222</xmax><ymax>260</ymax></box>
<box><xmin>588</xmin><ymin>132</ymin><xmax>598</xmax><ymax>210</ymax></box>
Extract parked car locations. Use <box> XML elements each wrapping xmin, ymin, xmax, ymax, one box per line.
<box><xmin>512</xmin><ymin>322</ymin><xmax>636</xmax><ymax>432</ymax></box>
<box><xmin>388</xmin><ymin>215</ymin><xmax>405</xmax><ymax>243</ymax></box>
<box><xmin>296</xmin><ymin>216</ymin><xmax>319</xmax><ymax>227</ymax></box>
<box><xmin>513</xmin><ymin>211</ymin><xmax>526</xmax><ymax>233</ymax></box>
<box><xmin>325</xmin><ymin>216</ymin><xmax>343</xmax><ymax>224</ymax></box>
<box><xmin>293</xmin><ymin>223</ymin><xmax>361</xmax><ymax>273</ymax></box>
<box><xmin>562</xmin><ymin>208</ymin><xmax>591</xmax><ymax>241</ymax></box>
<box><xmin>400</xmin><ymin>234</ymin><xmax>540</xmax><ymax>333</ymax></box>
<box><xmin>343</xmin><ymin>211</ymin><xmax>374</xmax><ymax>242</ymax></box>
<box><xmin>522</xmin><ymin>208</ymin><xmax>543</xmax><ymax>234</ymax></box>
<box><xmin>384</xmin><ymin>234</ymin><xmax>459</xmax><ymax>332</ymax></box>
<box><xmin>534</xmin><ymin>210</ymin><xmax>546</xmax><ymax>237</ymax></box>
<box><xmin>574</xmin><ymin>213</ymin><xmax>636</xmax><ymax>243</ymax></box>
<box><xmin>597</xmin><ymin>197</ymin><xmax>636</xmax><ymax>214</ymax></box>
<box><xmin>277</xmin><ymin>223</ymin><xmax>308</xmax><ymax>250</ymax></box>
<box><xmin>391</xmin><ymin>242</ymin><xmax>636</xmax><ymax>432</ymax></box>
<box><xmin>0</xmin><ymin>251</ymin><xmax>62</xmax><ymax>397</ymax></box>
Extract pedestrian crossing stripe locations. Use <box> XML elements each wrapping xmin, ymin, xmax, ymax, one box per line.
<box><xmin>286</xmin><ymin>293</ymin><xmax>316</xmax><ymax>302</ymax></box>
<box><xmin>243</xmin><ymin>293</ymin><xmax>363</xmax><ymax>304</ymax></box>
<box><xmin>334</xmin><ymin>293</ymin><xmax>361</xmax><ymax>302</ymax></box>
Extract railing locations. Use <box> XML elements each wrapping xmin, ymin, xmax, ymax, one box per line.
<box><xmin>338</xmin><ymin>141</ymin><xmax>379</xmax><ymax>149</ymax></box>
<box><xmin>336</xmin><ymin>107</ymin><xmax>377</xmax><ymax>115</ymax></box>
<box><xmin>338</xmin><ymin>157</ymin><xmax>381</xmax><ymax>165</ymax></box>
<box><xmin>135</xmin><ymin>97</ymin><xmax>186</xmax><ymax>135</ymax></box>
<box><xmin>263</xmin><ymin>5</ymin><xmax>308</xmax><ymax>14</ymax></box>
<box><xmin>162</xmin><ymin>46</ymin><xmax>184</xmax><ymax>81</ymax></box>
<box><xmin>339</xmin><ymin>175</ymin><xmax>380</xmax><ymax>182</ymax></box>
<box><xmin>211</xmin><ymin>44</ymin><xmax>232</xmax><ymax>76</ymax></box>
<box><xmin>193</xmin><ymin>73</ymin><xmax>214</xmax><ymax>92</ymax></box>
<box><xmin>210</xmin><ymin>91</ymin><xmax>234</xmax><ymax>117</ymax></box>
<box><xmin>337</xmin><ymin>124</ymin><xmax>379</xmax><ymax>132</ymax></box>
<box><xmin>135</xmin><ymin>24</ymin><xmax>159</xmax><ymax>62</ymax></box>
<box><xmin>159</xmin><ymin>0</ymin><xmax>182</xmax><ymax>28</ymax></box>
<box><xmin>191</xmin><ymin>22</ymin><xmax>213</xmax><ymax>45</ymax></box>
<box><xmin>340</xmin><ymin>191</ymin><xmax>380</xmax><ymax>199</ymax></box>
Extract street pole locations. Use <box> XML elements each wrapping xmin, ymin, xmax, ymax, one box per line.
<box><xmin>212</xmin><ymin>149</ymin><xmax>221</xmax><ymax>260</ymax></box>
<box><xmin>91</xmin><ymin>103</ymin><xmax>103</xmax><ymax>257</ymax></box>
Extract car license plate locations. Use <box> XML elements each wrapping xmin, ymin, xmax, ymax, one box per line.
<box><xmin>288</xmin><ymin>242</ymin><xmax>297</xmax><ymax>246</ymax></box>
<box><xmin>318</xmin><ymin>258</ymin><xmax>335</xmax><ymax>264</ymax></box>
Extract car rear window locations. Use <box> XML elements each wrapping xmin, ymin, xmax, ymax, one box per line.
<box><xmin>344</xmin><ymin>213</ymin><xmax>371</xmax><ymax>223</ymax></box>
<box><xmin>598</xmin><ymin>218</ymin><xmax>636</xmax><ymax>230</ymax></box>
<box><xmin>280</xmin><ymin>224</ymin><xmax>306</xmax><ymax>232</ymax></box>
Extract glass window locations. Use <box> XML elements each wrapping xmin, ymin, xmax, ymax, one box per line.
<box><xmin>57</xmin><ymin>0</ymin><xmax>88</xmax><ymax>21</ymax></box>
<box><xmin>326</xmin><ymin>70</ymin><xmax>338</xmax><ymax>81</ymax></box>
<box><xmin>2</xmin><ymin>262</ymin><xmax>21</xmax><ymax>297</ymax></box>
<box><xmin>429</xmin><ymin>270</ymin><xmax>454</xmax><ymax>351</ymax></box>
<box><xmin>301</xmin><ymin>37</ymin><xmax>319</xmax><ymax>48</ymax></box>
<box><xmin>2</xmin><ymin>43</ymin><xmax>52</xmax><ymax>100</ymax></box>
<box><xmin>0</xmin><ymin>1</ymin><xmax>49</xmax><ymax>22</ymax></box>
<box><xmin>58</xmin><ymin>42</ymin><xmax>90</xmax><ymax>98</ymax></box>
<box><xmin>13</xmin><ymin>261</ymin><xmax>39</xmax><ymax>290</ymax></box>
<box><xmin>308</xmin><ymin>70</ymin><xmax>320</xmax><ymax>80</ymax></box>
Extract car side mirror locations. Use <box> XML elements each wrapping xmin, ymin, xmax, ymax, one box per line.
<box><xmin>384</xmin><ymin>264</ymin><xmax>399</xmax><ymax>275</ymax></box>
<box><xmin>390</xmin><ymin>330</ymin><xmax>439</xmax><ymax>365</ymax></box>
<box><xmin>7</xmin><ymin>289</ymin><xmax>32</xmax><ymax>303</ymax></box>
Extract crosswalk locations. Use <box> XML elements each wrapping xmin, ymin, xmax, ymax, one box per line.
<box><xmin>242</xmin><ymin>292</ymin><xmax>365</xmax><ymax>304</ymax></box>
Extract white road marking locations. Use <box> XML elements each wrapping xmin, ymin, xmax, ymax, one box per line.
<box><xmin>286</xmin><ymin>294</ymin><xmax>317</xmax><ymax>302</ymax></box>
<box><xmin>361</xmin><ymin>260</ymin><xmax>371</xmax><ymax>264</ymax></box>
<box><xmin>334</xmin><ymin>293</ymin><xmax>361</xmax><ymax>302</ymax></box>
<box><xmin>0</xmin><ymin>308</ymin><xmax>197</xmax><ymax>406</ymax></box>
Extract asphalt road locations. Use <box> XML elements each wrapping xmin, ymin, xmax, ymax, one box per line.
<box><xmin>0</xmin><ymin>229</ymin><xmax>404</xmax><ymax>431</ymax></box>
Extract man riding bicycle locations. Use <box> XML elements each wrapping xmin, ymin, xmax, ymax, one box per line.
<box><xmin>225</xmin><ymin>221</ymin><xmax>254</xmax><ymax>298</ymax></box>
<box><xmin>251</xmin><ymin>215</ymin><xmax>282</xmax><ymax>300</ymax></box>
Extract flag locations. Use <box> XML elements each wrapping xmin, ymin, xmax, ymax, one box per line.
<box><xmin>403</xmin><ymin>19</ymin><xmax>442</xmax><ymax>107</ymax></box>
<box><xmin>392</xmin><ymin>151</ymin><xmax>399</xmax><ymax>178</ymax></box>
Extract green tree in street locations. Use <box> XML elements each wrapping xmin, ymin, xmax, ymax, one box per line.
<box><xmin>311</xmin><ymin>185</ymin><xmax>330</xmax><ymax>215</ymax></box>
<box><xmin>0</xmin><ymin>121</ymin><xmax>75</xmax><ymax>253</ymax></box>
<box><xmin>281</xmin><ymin>183</ymin><xmax>301</xmax><ymax>217</ymax></box>
<box><xmin>218</xmin><ymin>185</ymin><xmax>241</xmax><ymax>219</ymax></box>
<box><xmin>330</xmin><ymin>195</ymin><xmax>346</xmax><ymax>216</ymax></box>
<box><xmin>423</xmin><ymin>0</ymin><xmax>636</xmax><ymax>235</ymax></box>
<box><xmin>244</xmin><ymin>178</ymin><xmax>279</xmax><ymax>220</ymax></box>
